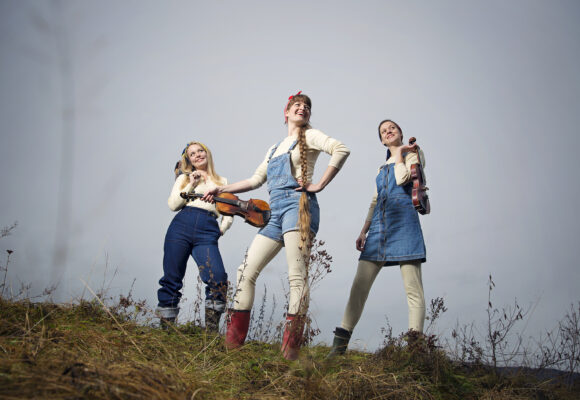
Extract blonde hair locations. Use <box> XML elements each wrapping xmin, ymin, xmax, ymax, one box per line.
<box><xmin>179</xmin><ymin>141</ymin><xmax>225</xmax><ymax>189</ymax></box>
<box><xmin>286</xmin><ymin>94</ymin><xmax>313</xmax><ymax>250</ymax></box>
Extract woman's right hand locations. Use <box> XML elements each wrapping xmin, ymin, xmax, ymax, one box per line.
<box><xmin>201</xmin><ymin>187</ymin><xmax>221</xmax><ymax>203</ymax></box>
<box><xmin>189</xmin><ymin>171</ymin><xmax>203</xmax><ymax>186</ymax></box>
<box><xmin>356</xmin><ymin>232</ymin><xmax>366</xmax><ymax>251</ymax></box>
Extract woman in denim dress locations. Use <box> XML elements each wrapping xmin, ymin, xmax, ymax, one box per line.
<box><xmin>203</xmin><ymin>92</ymin><xmax>350</xmax><ymax>359</ymax></box>
<box><xmin>156</xmin><ymin>142</ymin><xmax>233</xmax><ymax>333</ymax></box>
<box><xmin>328</xmin><ymin>119</ymin><xmax>426</xmax><ymax>356</ymax></box>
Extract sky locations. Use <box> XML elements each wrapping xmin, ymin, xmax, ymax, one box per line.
<box><xmin>1</xmin><ymin>0</ymin><xmax>579</xmax><ymax>352</ymax></box>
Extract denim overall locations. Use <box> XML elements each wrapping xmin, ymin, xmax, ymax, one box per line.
<box><xmin>157</xmin><ymin>206</ymin><xmax>228</xmax><ymax>312</ymax></box>
<box><xmin>360</xmin><ymin>159</ymin><xmax>426</xmax><ymax>266</ymax></box>
<box><xmin>258</xmin><ymin>140</ymin><xmax>320</xmax><ymax>241</ymax></box>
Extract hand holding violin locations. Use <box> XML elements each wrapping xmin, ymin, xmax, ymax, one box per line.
<box><xmin>201</xmin><ymin>186</ymin><xmax>220</xmax><ymax>203</ymax></box>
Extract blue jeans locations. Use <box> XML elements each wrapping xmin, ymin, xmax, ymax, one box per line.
<box><xmin>157</xmin><ymin>207</ymin><xmax>228</xmax><ymax>311</ymax></box>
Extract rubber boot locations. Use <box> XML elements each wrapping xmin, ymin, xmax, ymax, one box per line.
<box><xmin>205</xmin><ymin>307</ymin><xmax>223</xmax><ymax>334</ymax></box>
<box><xmin>224</xmin><ymin>309</ymin><xmax>251</xmax><ymax>349</ymax></box>
<box><xmin>281</xmin><ymin>314</ymin><xmax>305</xmax><ymax>361</ymax></box>
<box><xmin>327</xmin><ymin>327</ymin><xmax>351</xmax><ymax>358</ymax></box>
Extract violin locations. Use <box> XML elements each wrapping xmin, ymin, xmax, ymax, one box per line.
<box><xmin>408</xmin><ymin>137</ymin><xmax>430</xmax><ymax>215</ymax></box>
<box><xmin>180</xmin><ymin>191</ymin><xmax>271</xmax><ymax>228</ymax></box>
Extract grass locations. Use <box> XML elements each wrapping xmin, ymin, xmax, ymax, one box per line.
<box><xmin>1</xmin><ymin>297</ymin><xmax>578</xmax><ymax>400</ymax></box>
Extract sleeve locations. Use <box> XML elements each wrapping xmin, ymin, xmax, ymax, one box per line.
<box><xmin>306</xmin><ymin>129</ymin><xmax>350</xmax><ymax>169</ymax></box>
<box><xmin>246</xmin><ymin>145</ymin><xmax>275</xmax><ymax>189</ymax></box>
<box><xmin>167</xmin><ymin>174</ymin><xmax>193</xmax><ymax>211</ymax></box>
<box><xmin>394</xmin><ymin>149</ymin><xmax>426</xmax><ymax>186</ymax></box>
<box><xmin>365</xmin><ymin>168</ymin><xmax>381</xmax><ymax>222</ymax></box>
<box><xmin>217</xmin><ymin>178</ymin><xmax>234</xmax><ymax>234</ymax></box>
<box><xmin>365</xmin><ymin>185</ymin><xmax>378</xmax><ymax>223</ymax></box>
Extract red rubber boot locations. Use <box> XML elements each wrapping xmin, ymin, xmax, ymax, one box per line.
<box><xmin>224</xmin><ymin>309</ymin><xmax>251</xmax><ymax>349</ymax></box>
<box><xmin>281</xmin><ymin>314</ymin><xmax>305</xmax><ymax>360</ymax></box>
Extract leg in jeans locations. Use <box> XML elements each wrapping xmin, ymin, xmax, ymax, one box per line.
<box><xmin>340</xmin><ymin>260</ymin><xmax>382</xmax><ymax>332</ymax></box>
<box><xmin>191</xmin><ymin>229</ymin><xmax>228</xmax><ymax>313</ymax></box>
<box><xmin>157</xmin><ymin>218</ymin><xmax>192</xmax><ymax>310</ymax></box>
<box><xmin>400</xmin><ymin>261</ymin><xmax>425</xmax><ymax>332</ymax></box>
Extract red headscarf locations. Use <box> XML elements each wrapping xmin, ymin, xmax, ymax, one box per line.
<box><xmin>284</xmin><ymin>90</ymin><xmax>302</xmax><ymax>123</ymax></box>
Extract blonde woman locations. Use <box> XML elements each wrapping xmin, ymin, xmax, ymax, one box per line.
<box><xmin>204</xmin><ymin>92</ymin><xmax>350</xmax><ymax>359</ymax></box>
<box><xmin>156</xmin><ymin>142</ymin><xmax>233</xmax><ymax>332</ymax></box>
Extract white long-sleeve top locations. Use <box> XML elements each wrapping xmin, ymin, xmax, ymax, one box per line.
<box><xmin>365</xmin><ymin>150</ymin><xmax>426</xmax><ymax>222</ymax></box>
<box><xmin>246</xmin><ymin>128</ymin><xmax>350</xmax><ymax>189</ymax></box>
<box><xmin>168</xmin><ymin>174</ymin><xmax>234</xmax><ymax>234</ymax></box>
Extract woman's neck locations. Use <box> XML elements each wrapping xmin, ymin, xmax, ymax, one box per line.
<box><xmin>287</xmin><ymin>122</ymin><xmax>306</xmax><ymax>137</ymax></box>
<box><xmin>387</xmin><ymin>140</ymin><xmax>402</xmax><ymax>154</ymax></box>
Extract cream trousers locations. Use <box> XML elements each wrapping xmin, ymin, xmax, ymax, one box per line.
<box><xmin>233</xmin><ymin>231</ymin><xmax>310</xmax><ymax>315</ymax></box>
<box><xmin>341</xmin><ymin>260</ymin><xmax>425</xmax><ymax>333</ymax></box>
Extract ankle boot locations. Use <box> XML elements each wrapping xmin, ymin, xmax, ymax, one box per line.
<box><xmin>205</xmin><ymin>308</ymin><xmax>223</xmax><ymax>334</ymax></box>
<box><xmin>281</xmin><ymin>314</ymin><xmax>305</xmax><ymax>361</ymax></box>
<box><xmin>224</xmin><ymin>309</ymin><xmax>251</xmax><ymax>349</ymax></box>
<box><xmin>327</xmin><ymin>327</ymin><xmax>351</xmax><ymax>358</ymax></box>
<box><xmin>156</xmin><ymin>306</ymin><xmax>179</xmax><ymax>330</ymax></box>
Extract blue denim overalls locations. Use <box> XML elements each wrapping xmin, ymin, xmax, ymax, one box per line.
<box><xmin>258</xmin><ymin>140</ymin><xmax>320</xmax><ymax>241</ymax></box>
<box><xmin>157</xmin><ymin>206</ymin><xmax>228</xmax><ymax>312</ymax></box>
<box><xmin>359</xmin><ymin>159</ymin><xmax>426</xmax><ymax>266</ymax></box>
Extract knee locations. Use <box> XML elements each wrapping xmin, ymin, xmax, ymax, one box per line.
<box><xmin>288</xmin><ymin>271</ymin><xmax>307</xmax><ymax>289</ymax></box>
<box><xmin>237</xmin><ymin>262</ymin><xmax>259</xmax><ymax>286</ymax></box>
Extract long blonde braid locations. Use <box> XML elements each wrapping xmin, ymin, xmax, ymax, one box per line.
<box><xmin>297</xmin><ymin>126</ymin><xmax>311</xmax><ymax>250</ymax></box>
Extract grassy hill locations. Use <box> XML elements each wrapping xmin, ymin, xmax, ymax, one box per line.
<box><xmin>0</xmin><ymin>297</ymin><xmax>577</xmax><ymax>400</ymax></box>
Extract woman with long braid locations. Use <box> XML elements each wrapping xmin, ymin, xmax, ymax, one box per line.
<box><xmin>203</xmin><ymin>92</ymin><xmax>350</xmax><ymax>360</ymax></box>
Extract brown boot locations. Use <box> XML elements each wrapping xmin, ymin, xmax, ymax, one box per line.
<box><xmin>224</xmin><ymin>309</ymin><xmax>251</xmax><ymax>349</ymax></box>
<box><xmin>281</xmin><ymin>314</ymin><xmax>305</xmax><ymax>360</ymax></box>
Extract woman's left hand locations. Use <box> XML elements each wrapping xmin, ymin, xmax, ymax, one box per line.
<box><xmin>295</xmin><ymin>179</ymin><xmax>323</xmax><ymax>193</ymax></box>
<box><xmin>397</xmin><ymin>143</ymin><xmax>417</xmax><ymax>154</ymax></box>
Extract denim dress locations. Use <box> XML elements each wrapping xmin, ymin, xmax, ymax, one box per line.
<box><xmin>359</xmin><ymin>162</ymin><xmax>426</xmax><ymax>266</ymax></box>
<box><xmin>258</xmin><ymin>140</ymin><xmax>320</xmax><ymax>242</ymax></box>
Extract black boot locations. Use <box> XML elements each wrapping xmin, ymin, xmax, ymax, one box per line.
<box><xmin>159</xmin><ymin>317</ymin><xmax>176</xmax><ymax>330</ymax></box>
<box><xmin>205</xmin><ymin>308</ymin><xmax>223</xmax><ymax>333</ymax></box>
<box><xmin>327</xmin><ymin>327</ymin><xmax>351</xmax><ymax>358</ymax></box>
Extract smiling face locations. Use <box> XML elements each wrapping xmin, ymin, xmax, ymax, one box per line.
<box><xmin>379</xmin><ymin>120</ymin><xmax>403</xmax><ymax>146</ymax></box>
<box><xmin>187</xmin><ymin>143</ymin><xmax>208</xmax><ymax>171</ymax></box>
<box><xmin>285</xmin><ymin>95</ymin><xmax>312</xmax><ymax>126</ymax></box>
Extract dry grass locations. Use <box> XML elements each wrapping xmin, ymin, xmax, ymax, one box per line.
<box><xmin>0</xmin><ymin>298</ymin><xmax>578</xmax><ymax>400</ymax></box>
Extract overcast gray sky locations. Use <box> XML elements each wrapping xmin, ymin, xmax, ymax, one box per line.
<box><xmin>1</xmin><ymin>0</ymin><xmax>579</xmax><ymax>351</ymax></box>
